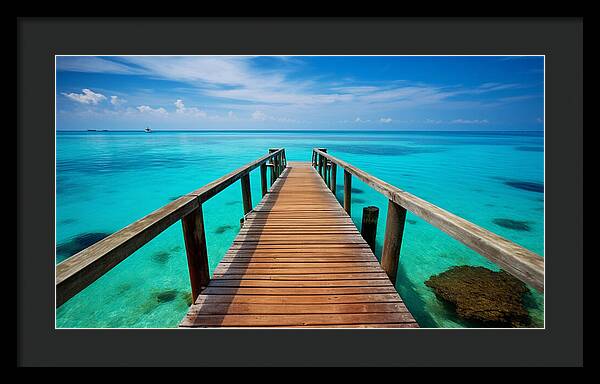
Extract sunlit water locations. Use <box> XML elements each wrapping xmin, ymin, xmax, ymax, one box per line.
<box><xmin>56</xmin><ymin>130</ymin><xmax>544</xmax><ymax>328</ymax></box>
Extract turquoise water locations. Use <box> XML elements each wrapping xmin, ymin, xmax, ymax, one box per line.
<box><xmin>55</xmin><ymin>130</ymin><xmax>544</xmax><ymax>328</ymax></box>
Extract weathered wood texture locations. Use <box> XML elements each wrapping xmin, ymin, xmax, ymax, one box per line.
<box><xmin>181</xmin><ymin>204</ymin><xmax>210</xmax><ymax>301</ymax></box>
<box><xmin>313</xmin><ymin>149</ymin><xmax>544</xmax><ymax>292</ymax></box>
<box><xmin>361</xmin><ymin>206</ymin><xmax>379</xmax><ymax>252</ymax></box>
<box><xmin>56</xmin><ymin>149</ymin><xmax>285</xmax><ymax>308</ymax></box>
<box><xmin>180</xmin><ymin>162</ymin><xmax>418</xmax><ymax>328</ymax></box>
<box><xmin>381</xmin><ymin>200</ymin><xmax>407</xmax><ymax>285</ymax></box>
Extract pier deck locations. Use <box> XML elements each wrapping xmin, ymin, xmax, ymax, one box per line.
<box><xmin>179</xmin><ymin>162</ymin><xmax>418</xmax><ymax>328</ymax></box>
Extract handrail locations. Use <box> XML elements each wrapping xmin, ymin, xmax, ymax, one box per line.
<box><xmin>56</xmin><ymin>148</ymin><xmax>286</xmax><ymax>307</ymax></box>
<box><xmin>313</xmin><ymin>148</ymin><xmax>544</xmax><ymax>292</ymax></box>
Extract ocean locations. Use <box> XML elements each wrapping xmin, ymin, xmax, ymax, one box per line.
<box><xmin>55</xmin><ymin>130</ymin><xmax>544</xmax><ymax>328</ymax></box>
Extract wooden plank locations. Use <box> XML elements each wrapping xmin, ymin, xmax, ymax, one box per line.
<box><xmin>186</xmin><ymin>303</ymin><xmax>410</xmax><ymax>315</ymax></box>
<box><xmin>313</xmin><ymin>149</ymin><xmax>544</xmax><ymax>292</ymax></box>
<box><xmin>180</xmin><ymin>312</ymin><xmax>416</xmax><ymax>327</ymax></box>
<box><xmin>192</xmin><ymin>293</ymin><xmax>403</xmax><ymax>305</ymax></box>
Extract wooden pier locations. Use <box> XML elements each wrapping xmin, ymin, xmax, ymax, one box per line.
<box><xmin>180</xmin><ymin>162</ymin><xmax>417</xmax><ymax>328</ymax></box>
<box><xmin>56</xmin><ymin>148</ymin><xmax>544</xmax><ymax>328</ymax></box>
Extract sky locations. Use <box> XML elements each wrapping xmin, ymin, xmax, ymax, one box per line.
<box><xmin>55</xmin><ymin>56</ymin><xmax>544</xmax><ymax>131</ymax></box>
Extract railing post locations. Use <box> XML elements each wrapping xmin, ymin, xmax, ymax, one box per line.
<box><xmin>260</xmin><ymin>163</ymin><xmax>267</xmax><ymax>196</ymax></box>
<box><xmin>241</xmin><ymin>173</ymin><xmax>252</xmax><ymax>215</ymax></box>
<box><xmin>361</xmin><ymin>206</ymin><xmax>379</xmax><ymax>252</ymax></box>
<box><xmin>181</xmin><ymin>203</ymin><xmax>210</xmax><ymax>303</ymax></box>
<box><xmin>331</xmin><ymin>163</ymin><xmax>337</xmax><ymax>195</ymax></box>
<box><xmin>269</xmin><ymin>148</ymin><xmax>279</xmax><ymax>180</ymax></box>
<box><xmin>381</xmin><ymin>200</ymin><xmax>407</xmax><ymax>284</ymax></box>
<box><xmin>317</xmin><ymin>148</ymin><xmax>327</xmax><ymax>178</ymax></box>
<box><xmin>268</xmin><ymin>149</ymin><xmax>277</xmax><ymax>185</ymax></box>
<box><xmin>343</xmin><ymin>169</ymin><xmax>352</xmax><ymax>215</ymax></box>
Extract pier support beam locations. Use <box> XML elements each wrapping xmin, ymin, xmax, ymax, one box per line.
<box><xmin>331</xmin><ymin>163</ymin><xmax>337</xmax><ymax>195</ymax></box>
<box><xmin>381</xmin><ymin>200</ymin><xmax>407</xmax><ymax>285</ymax></box>
<box><xmin>317</xmin><ymin>148</ymin><xmax>327</xmax><ymax>178</ymax></box>
<box><xmin>361</xmin><ymin>206</ymin><xmax>379</xmax><ymax>252</ymax></box>
<box><xmin>344</xmin><ymin>170</ymin><xmax>352</xmax><ymax>215</ymax></box>
<box><xmin>260</xmin><ymin>163</ymin><xmax>267</xmax><ymax>196</ymax></box>
<box><xmin>241</xmin><ymin>174</ymin><xmax>252</xmax><ymax>215</ymax></box>
<box><xmin>181</xmin><ymin>203</ymin><xmax>210</xmax><ymax>303</ymax></box>
<box><xmin>269</xmin><ymin>149</ymin><xmax>279</xmax><ymax>181</ymax></box>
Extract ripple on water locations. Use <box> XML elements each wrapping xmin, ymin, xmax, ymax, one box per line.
<box><xmin>335</xmin><ymin>144</ymin><xmax>445</xmax><ymax>156</ymax></box>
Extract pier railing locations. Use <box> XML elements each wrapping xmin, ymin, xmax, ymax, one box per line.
<box><xmin>56</xmin><ymin>148</ymin><xmax>287</xmax><ymax>308</ymax></box>
<box><xmin>312</xmin><ymin>148</ymin><xmax>544</xmax><ymax>292</ymax></box>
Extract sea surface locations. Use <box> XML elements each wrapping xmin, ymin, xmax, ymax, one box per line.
<box><xmin>55</xmin><ymin>130</ymin><xmax>544</xmax><ymax>328</ymax></box>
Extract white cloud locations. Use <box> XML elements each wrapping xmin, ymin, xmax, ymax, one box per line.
<box><xmin>62</xmin><ymin>88</ymin><xmax>107</xmax><ymax>104</ymax></box>
<box><xmin>379</xmin><ymin>117</ymin><xmax>392</xmax><ymax>123</ymax></box>
<box><xmin>110</xmin><ymin>95</ymin><xmax>126</xmax><ymax>105</ymax></box>
<box><xmin>137</xmin><ymin>105</ymin><xmax>167</xmax><ymax>114</ymax></box>
<box><xmin>451</xmin><ymin>118</ymin><xmax>489</xmax><ymax>124</ymax></box>
<box><xmin>174</xmin><ymin>99</ymin><xmax>207</xmax><ymax>117</ymax></box>
<box><xmin>56</xmin><ymin>57</ymin><xmax>144</xmax><ymax>75</ymax></box>
<box><xmin>251</xmin><ymin>111</ymin><xmax>267</xmax><ymax>121</ymax></box>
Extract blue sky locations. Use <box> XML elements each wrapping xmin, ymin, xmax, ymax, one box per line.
<box><xmin>56</xmin><ymin>56</ymin><xmax>544</xmax><ymax>131</ymax></box>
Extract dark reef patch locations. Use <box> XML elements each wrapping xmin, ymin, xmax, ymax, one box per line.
<box><xmin>493</xmin><ymin>218</ymin><xmax>531</xmax><ymax>231</ymax></box>
<box><xmin>180</xmin><ymin>291</ymin><xmax>193</xmax><ymax>306</ymax></box>
<box><xmin>515</xmin><ymin>146</ymin><xmax>543</xmax><ymax>152</ymax></box>
<box><xmin>115</xmin><ymin>283</ymin><xmax>132</xmax><ymax>295</ymax></box>
<box><xmin>214</xmin><ymin>225</ymin><xmax>235</xmax><ymax>234</ymax></box>
<box><xmin>351</xmin><ymin>188</ymin><xmax>364</xmax><ymax>194</ymax></box>
<box><xmin>505</xmin><ymin>180</ymin><xmax>544</xmax><ymax>193</ymax></box>
<box><xmin>425</xmin><ymin>265</ymin><xmax>530</xmax><ymax>327</ymax></box>
<box><xmin>407</xmin><ymin>219</ymin><xmax>417</xmax><ymax>225</ymax></box>
<box><xmin>155</xmin><ymin>290</ymin><xmax>178</xmax><ymax>303</ymax></box>
<box><xmin>151</xmin><ymin>251</ymin><xmax>171</xmax><ymax>264</ymax></box>
<box><xmin>56</xmin><ymin>232</ymin><xmax>111</xmax><ymax>262</ymax></box>
<box><xmin>59</xmin><ymin>218</ymin><xmax>77</xmax><ymax>225</ymax></box>
<box><xmin>335</xmin><ymin>144</ymin><xmax>445</xmax><ymax>157</ymax></box>
<box><xmin>225</xmin><ymin>201</ymin><xmax>241</xmax><ymax>206</ymax></box>
<box><xmin>354</xmin><ymin>198</ymin><xmax>366</xmax><ymax>204</ymax></box>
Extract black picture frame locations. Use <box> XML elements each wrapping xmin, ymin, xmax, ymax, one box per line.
<box><xmin>17</xmin><ymin>17</ymin><xmax>583</xmax><ymax>367</ymax></box>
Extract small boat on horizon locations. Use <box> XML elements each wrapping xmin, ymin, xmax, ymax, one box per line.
<box><xmin>144</xmin><ymin>127</ymin><xmax>152</xmax><ymax>133</ymax></box>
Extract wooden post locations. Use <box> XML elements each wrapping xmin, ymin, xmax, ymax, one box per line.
<box><xmin>381</xmin><ymin>200</ymin><xmax>407</xmax><ymax>284</ymax></box>
<box><xmin>269</xmin><ymin>149</ymin><xmax>279</xmax><ymax>180</ymax></box>
<box><xmin>318</xmin><ymin>154</ymin><xmax>323</xmax><ymax>176</ymax></box>
<box><xmin>361</xmin><ymin>206</ymin><xmax>379</xmax><ymax>252</ymax></box>
<box><xmin>241</xmin><ymin>173</ymin><xmax>252</xmax><ymax>215</ymax></box>
<box><xmin>260</xmin><ymin>163</ymin><xmax>267</xmax><ymax>196</ymax></box>
<box><xmin>331</xmin><ymin>163</ymin><xmax>337</xmax><ymax>195</ymax></box>
<box><xmin>239</xmin><ymin>217</ymin><xmax>245</xmax><ymax>228</ymax></box>
<box><xmin>268</xmin><ymin>163</ymin><xmax>275</xmax><ymax>186</ymax></box>
<box><xmin>268</xmin><ymin>149</ymin><xmax>277</xmax><ymax>185</ymax></box>
<box><xmin>344</xmin><ymin>169</ymin><xmax>352</xmax><ymax>215</ymax></box>
<box><xmin>181</xmin><ymin>204</ymin><xmax>210</xmax><ymax>303</ymax></box>
<box><xmin>317</xmin><ymin>148</ymin><xmax>327</xmax><ymax>178</ymax></box>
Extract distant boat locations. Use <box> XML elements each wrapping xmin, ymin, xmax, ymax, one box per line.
<box><xmin>144</xmin><ymin>127</ymin><xmax>152</xmax><ymax>133</ymax></box>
